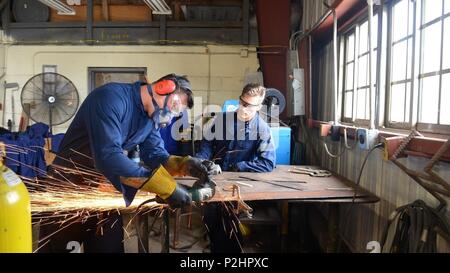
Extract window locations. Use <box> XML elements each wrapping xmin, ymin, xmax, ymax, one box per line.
<box><xmin>88</xmin><ymin>67</ymin><xmax>147</xmax><ymax>92</ymax></box>
<box><xmin>387</xmin><ymin>0</ymin><xmax>450</xmax><ymax>132</ymax></box>
<box><xmin>341</xmin><ymin>14</ymin><xmax>378</xmax><ymax>124</ymax></box>
<box><xmin>388</xmin><ymin>0</ymin><xmax>414</xmax><ymax>125</ymax></box>
<box><xmin>342</xmin><ymin>31</ymin><xmax>356</xmax><ymax>121</ymax></box>
<box><xmin>339</xmin><ymin>0</ymin><xmax>450</xmax><ymax>134</ymax></box>
<box><xmin>418</xmin><ymin>0</ymin><xmax>450</xmax><ymax>128</ymax></box>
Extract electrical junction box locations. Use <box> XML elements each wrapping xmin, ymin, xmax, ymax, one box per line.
<box><xmin>287</xmin><ymin>49</ymin><xmax>305</xmax><ymax>117</ymax></box>
<box><xmin>357</xmin><ymin>128</ymin><xmax>379</xmax><ymax>150</ymax></box>
<box><xmin>291</xmin><ymin>68</ymin><xmax>305</xmax><ymax>116</ymax></box>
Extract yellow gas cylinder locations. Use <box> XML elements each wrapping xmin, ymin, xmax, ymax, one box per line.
<box><xmin>0</xmin><ymin>143</ymin><xmax>32</xmax><ymax>253</ymax></box>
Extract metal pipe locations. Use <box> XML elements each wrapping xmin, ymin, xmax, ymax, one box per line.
<box><xmin>290</xmin><ymin>8</ymin><xmax>334</xmax><ymax>50</ymax></box>
<box><xmin>368</xmin><ymin>0</ymin><xmax>376</xmax><ymax>129</ymax></box>
<box><xmin>37</xmin><ymin>0</ymin><xmax>75</xmax><ymax>15</ymax></box>
<box><xmin>392</xmin><ymin>159</ymin><xmax>447</xmax><ymax>210</ymax></box>
<box><xmin>332</xmin><ymin>8</ymin><xmax>339</xmax><ymax>125</ymax></box>
<box><xmin>322</xmin><ymin>1</ymin><xmax>338</xmax><ymax>124</ymax></box>
<box><xmin>309</xmin><ymin>35</ymin><xmax>313</xmax><ymax>119</ymax></box>
<box><xmin>424</xmin><ymin>138</ymin><xmax>450</xmax><ymax>172</ymax></box>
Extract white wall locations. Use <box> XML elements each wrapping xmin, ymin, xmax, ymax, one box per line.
<box><xmin>1</xmin><ymin>44</ymin><xmax>259</xmax><ymax>133</ymax></box>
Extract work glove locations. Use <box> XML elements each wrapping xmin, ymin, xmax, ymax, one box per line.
<box><xmin>121</xmin><ymin>165</ymin><xmax>191</xmax><ymax>209</ymax></box>
<box><xmin>160</xmin><ymin>184</ymin><xmax>192</xmax><ymax>209</ymax></box>
<box><xmin>164</xmin><ymin>156</ymin><xmax>218</xmax><ymax>201</ymax></box>
<box><xmin>155</xmin><ymin>185</ymin><xmax>214</xmax><ymax>204</ymax></box>
<box><xmin>201</xmin><ymin>160</ymin><xmax>222</xmax><ymax>175</ymax></box>
<box><xmin>164</xmin><ymin>156</ymin><xmax>208</xmax><ymax>178</ymax></box>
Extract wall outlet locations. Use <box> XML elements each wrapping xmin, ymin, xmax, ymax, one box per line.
<box><xmin>330</xmin><ymin>125</ymin><xmax>341</xmax><ymax>141</ymax></box>
<box><xmin>319</xmin><ymin>123</ymin><xmax>332</xmax><ymax>137</ymax></box>
<box><xmin>357</xmin><ymin>128</ymin><xmax>379</xmax><ymax>150</ymax></box>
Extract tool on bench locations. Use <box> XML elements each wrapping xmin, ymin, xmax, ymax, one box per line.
<box><xmin>289</xmin><ymin>167</ymin><xmax>332</xmax><ymax>177</ymax></box>
<box><xmin>237</xmin><ymin>175</ymin><xmax>305</xmax><ymax>191</ymax></box>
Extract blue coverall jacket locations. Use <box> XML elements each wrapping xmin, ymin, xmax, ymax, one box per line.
<box><xmin>53</xmin><ymin>81</ymin><xmax>169</xmax><ymax>206</ymax></box>
<box><xmin>195</xmin><ymin>111</ymin><xmax>275</xmax><ymax>172</ymax></box>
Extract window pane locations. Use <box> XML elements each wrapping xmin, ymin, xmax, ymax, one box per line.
<box><xmin>345</xmin><ymin>63</ymin><xmax>354</xmax><ymax>90</ymax></box>
<box><xmin>346</xmin><ymin>34</ymin><xmax>355</xmax><ymax>62</ymax></box>
<box><xmin>443</xmin><ymin>18</ymin><xmax>450</xmax><ymax>69</ymax></box>
<box><xmin>344</xmin><ymin>92</ymin><xmax>353</xmax><ymax>118</ymax></box>
<box><xmin>405</xmin><ymin>82</ymin><xmax>411</xmax><ymax>123</ymax></box>
<box><xmin>371</xmin><ymin>49</ymin><xmax>378</xmax><ymax>84</ymax></box>
<box><xmin>422</xmin><ymin>22</ymin><xmax>442</xmax><ymax>74</ymax></box>
<box><xmin>423</xmin><ymin>0</ymin><xmax>442</xmax><ymax>24</ymax></box>
<box><xmin>365</xmin><ymin>87</ymin><xmax>370</xmax><ymax>119</ymax></box>
<box><xmin>360</xmin><ymin>16</ymin><xmax>379</xmax><ymax>52</ymax></box>
<box><xmin>446</xmin><ymin>0</ymin><xmax>450</xmax><ymax>14</ymax></box>
<box><xmin>358</xmin><ymin>55</ymin><xmax>368</xmax><ymax>87</ymax></box>
<box><xmin>390</xmin><ymin>83</ymin><xmax>406</xmax><ymax>122</ymax></box>
<box><xmin>408</xmin><ymin>1</ymin><xmax>414</xmax><ymax>35</ymax></box>
<box><xmin>440</xmin><ymin>73</ymin><xmax>450</xmax><ymax>124</ymax></box>
<box><xmin>419</xmin><ymin>76</ymin><xmax>440</xmax><ymax>124</ymax></box>
<box><xmin>406</xmin><ymin>39</ymin><xmax>413</xmax><ymax>79</ymax></box>
<box><xmin>372</xmin><ymin>15</ymin><xmax>379</xmax><ymax>47</ymax></box>
<box><xmin>393</xmin><ymin>0</ymin><xmax>409</xmax><ymax>41</ymax></box>
<box><xmin>356</xmin><ymin>88</ymin><xmax>368</xmax><ymax>119</ymax></box>
<box><xmin>392</xmin><ymin>40</ymin><xmax>408</xmax><ymax>81</ymax></box>
<box><xmin>360</xmin><ymin>21</ymin><xmax>368</xmax><ymax>53</ymax></box>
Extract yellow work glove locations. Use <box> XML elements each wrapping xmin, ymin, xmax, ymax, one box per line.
<box><xmin>164</xmin><ymin>156</ymin><xmax>220</xmax><ymax>188</ymax></box>
<box><xmin>122</xmin><ymin>165</ymin><xmax>191</xmax><ymax>208</ymax></box>
<box><xmin>164</xmin><ymin>156</ymin><xmax>206</xmax><ymax>177</ymax></box>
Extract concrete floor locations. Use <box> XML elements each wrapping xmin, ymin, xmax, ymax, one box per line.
<box><xmin>122</xmin><ymin>205</ymin><xmax>282</xmax><ymax>253</ymax></box>
<box><xmin>31</xmin><ymin>204</ymin><xmax>283</xmax><ymax>253</ymax></box>
<box><xmin>122</xmin><ymin>208</ymin><xmax>210</xmax><ymax>253</ymax></box>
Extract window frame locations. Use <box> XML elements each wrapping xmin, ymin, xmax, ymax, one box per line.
<box><xmin>338</xmin><ymin>0</ymin><xmax>450</xmax><ymax>135</ymax></box>
<box><xmin>385</xmin><ymin>0</ymin><xmax>450</xmax><ymax>134</ymax></box>
<box><xmin>385</xmin><ymin>0</ymin><xmax>416</xmax><ymax>130</ymax></box>
<box><xmin>416</xmin><ymin>0</ymin><xmax>450</xmax><ymax>134</ymax></box>
<box><xmin>340</xmin><ymin>11</ymin><xmax>381</xmax><ymax>127</ymax></box>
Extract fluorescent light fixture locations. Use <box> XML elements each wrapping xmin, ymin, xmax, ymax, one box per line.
<box><xmin>38</xmin><ymin>0</ymin><xmax>76</xmax><ymax>15</ymax></box>
<box><xmin>143</xmin><ymin>0</ymin><xmax>172</xmax><ymax>15</ymax></box>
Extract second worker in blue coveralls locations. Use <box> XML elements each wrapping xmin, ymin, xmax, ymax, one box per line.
<box><xmin>195</xmin><ymin>83</ymin><xmax>276</xmax><ymax>253</ymax></box>
<box><xmin>39</xmin><ymin>74</ymin><xmax>220</xmax><ymax>252</ymax></box>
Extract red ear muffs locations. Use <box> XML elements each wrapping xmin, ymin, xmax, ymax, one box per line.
<box><xmin>154</xmin><ymin>79</ymin><xmax>177</xmax><ymax>95</ymax></box>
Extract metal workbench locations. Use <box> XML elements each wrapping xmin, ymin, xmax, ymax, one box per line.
<box><xmin>177</xmin><ymin>165</ymin><xmax>379</xmax><ymax>203</ymax></box>
<box><xmin>155</xmin><ymin>165</ymin><xmax>380</xmax><ymax>253</ymax></box>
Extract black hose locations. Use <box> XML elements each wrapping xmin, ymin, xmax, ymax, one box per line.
<box><xmin>353</xmin><ymin>142</ymin><xmax>384</xmax><ymax>202</ymax></box>
<box><xmin>381</xmin><ymin>200</ymin><xmax>450</xmax><ymax>253</ymax></box>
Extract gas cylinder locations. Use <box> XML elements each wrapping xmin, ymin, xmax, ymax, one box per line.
<box><xmin>0</xmin><ymin>143</ymin><xmax>32</xmax><ymax>253</ymax></box>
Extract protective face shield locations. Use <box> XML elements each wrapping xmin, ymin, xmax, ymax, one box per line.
<box><xmin>237</xmin><ymin>95</ymin><xmax>261</xmax><ymax>121</ymax></box>
<box><xmin>151</xmin><ymin>95</ymin><xmax>178</xmax><ymax>129</ymax></box>
<box><xmin>147</xmin><ymin>76</ymin><xmax>190</xmax><ymax>128</ymax></box>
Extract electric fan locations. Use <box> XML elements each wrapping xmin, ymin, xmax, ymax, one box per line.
<box><xmin>20</xmin><ymin>72</ymin><xmax>79</xmax><ymax>133</ymax></box>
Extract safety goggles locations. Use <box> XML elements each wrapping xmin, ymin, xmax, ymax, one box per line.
<box><xmin>239</xmin><ymin>96</ymin><xmax>261</xmax><ymax>111</ymax></box>
<box><xmin>169</xmin><ymin>93</ymin><xmax>185</xmax><ymax>116</ymax></box>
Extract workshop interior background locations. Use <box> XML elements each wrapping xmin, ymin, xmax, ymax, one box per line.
<box><xmin>0</xmin><ymin>0</ymin><xmax>449</xmax><ymax>253</ymax></box>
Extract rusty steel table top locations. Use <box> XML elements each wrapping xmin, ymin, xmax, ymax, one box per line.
<box><xmin>176</xmin><ymin>165</ymin><xmax>379</xmax><ymax>203</ymax></box>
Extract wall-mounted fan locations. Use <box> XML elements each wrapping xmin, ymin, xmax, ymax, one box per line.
<box><xmin>21</xmin><ymin>72</ymin><xmax>79</xmax><ymax>133</ymax></box>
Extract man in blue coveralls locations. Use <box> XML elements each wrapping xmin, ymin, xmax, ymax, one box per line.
<box><xmin>39</xmin><ymin>74</ymin><xmax>219</xmax><ymax>252</ymax></box>
<box><xmin>195</xmin><ymin>83</ymin><xmax>276</xmax><ymax>253</ymax></box>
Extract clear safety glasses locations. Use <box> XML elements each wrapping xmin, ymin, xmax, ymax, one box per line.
<box><xmin>239</xmin><ymin>96</ymin><xmax>261</xmax><ymax>111</ymax></box>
